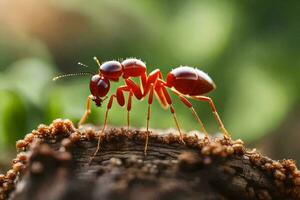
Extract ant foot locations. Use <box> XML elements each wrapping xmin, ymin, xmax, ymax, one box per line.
<box><xmin>88</xmin><ymin>156</ymin><xmax>95</xmax><ymax>165</ymax></box>
<box><xmin>179</xmin><ymin>136</ymin><xmax>186</xmax><ymax>145</ymax></box>
<box><xmin>144</xmin><ymin>132</ymin><xmax>150</xmax><ymax>156</ymax></box>
<box><xmin>88</xmin><ymin>147</ymin><xmax>101</xmax><ymax>165</ymax></box>
<box><xmin>221</xmin><ymin>128</ymin><xmax>231</xmax><ymax>140</ymax></box>
<box><xmin>203</xmin><ymin>136</ymin><xmax>210</xmax><ymax>143</ymax></box>
<box><xmin>143</xmin><ymin>149</ymin><xmax>148</xmax><ymax>156</ymax></box>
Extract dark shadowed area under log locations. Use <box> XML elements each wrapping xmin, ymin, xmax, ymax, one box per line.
<box><xmin>0</xmin><ymin>119</ymin><xmax>299</xmax><ymax>200</ymax></box>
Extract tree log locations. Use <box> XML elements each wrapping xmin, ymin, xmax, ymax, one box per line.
<box><xmin>0</xmin><ymin>119</ymin><xmax>299</xmax><ymax>200</ymax></box>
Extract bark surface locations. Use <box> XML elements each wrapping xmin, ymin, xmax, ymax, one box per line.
<box><xmin>0</xmin><ymin>119</ymin><xmax>299</xmax><ymax>200</ymax></box>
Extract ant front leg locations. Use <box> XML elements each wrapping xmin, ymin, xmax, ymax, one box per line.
<box><xmin>90</xmin><ymin>86</ymin><xmax>129</xmax><ymax>164</ymax></box>
<box><xmin>89</xmin><ymin>94</ymin><xmax>116</xmax><ymax>164</ymax></box>
<box><xmin>78</xmin><ymin>95</ymin><xmax>94</xmax><ymax>128</ymax></box>
<box><xmin>191</xmin><ymin>96</ymin><xmax>230</xmax><ymax>139</ymax></box>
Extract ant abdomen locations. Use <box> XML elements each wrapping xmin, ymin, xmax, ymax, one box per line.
<box><xmin>166</xmin><ymin>66</ymin><xmax>216</xmax><ymax>95</ymax></box>
<box><xmin>122</xmin><ymin>58</ymin><xmax>146</xmax><ymax>79</ymax></box>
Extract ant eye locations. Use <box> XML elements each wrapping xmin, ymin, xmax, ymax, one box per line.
<box><xmin>89</xmin><ymin>75</ymin><xmax>110</xmax><ymax>97</ymax></box>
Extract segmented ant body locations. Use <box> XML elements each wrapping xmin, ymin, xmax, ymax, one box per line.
<box><xmin>54</xmin><ymin>57</ymin><xmax>230</xmax><ymax>160</ymax></box>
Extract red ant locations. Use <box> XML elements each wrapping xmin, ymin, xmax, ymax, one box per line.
<box><xmin>53</xmin><ymin>57</ymin><xmax>230</xmax><ymax>160</ymax></box>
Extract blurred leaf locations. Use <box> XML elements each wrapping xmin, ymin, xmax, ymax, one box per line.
<box><xmin>169</xmin><ymin>0</ymin><xmax>235</xmax><ymax>63</ymax></box>
<box><xmin>0</xmin><ymin>91</ymin><xmax>27</xmax><ymax>146</ymax></box>
<box><xmin>46</xmin><ymin>79</ymin><xmax>90</xmax><ymax>124</ymax></box>
<box><xmin>6</xmin><ymin>58</ymin><xmax>56</xmax><ymax>107</ymax></box>
<box><xmin>225</xmin><ymin>66</ymin><xmax>292</xmax><ymax>141</ymax></box>
<box><xmin>0</xmin><ymin>58</ymin><xmax>56</xmax><ymax>146</ymax></box>
<box><xmin>0</xmin><ymin>30</ymin><xmax>52</xmax><ymax>68</ymax></box>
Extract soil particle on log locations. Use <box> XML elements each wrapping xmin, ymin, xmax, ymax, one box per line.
<box><xmin>0</xmin><ymin>119</ymin><xmax>299</xmax><ymax>200</ymax></box>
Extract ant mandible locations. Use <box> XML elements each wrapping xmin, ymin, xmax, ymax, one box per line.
<box><xmin>53</xmin><ymin>57</ymin><xmax>230</xmax><ymax>160</ymax></box>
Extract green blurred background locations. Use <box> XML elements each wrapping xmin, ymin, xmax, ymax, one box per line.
<box><xmin>0</xmin><ymin>0</ymin><xmax>299</xmax><ymax>170</ymax></box>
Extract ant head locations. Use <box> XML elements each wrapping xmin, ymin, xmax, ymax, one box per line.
<box><xmin>89</xmin><ymin>74</ymin><xmax>110</xmax><ymax>107</ymax></box>
<box><xmin>93</xmin><ymin>57</ymin><xmax>122</xmax><ymax>82</ymax></box>
<box><xmin>53</xmin><ymin>59</ymin><xmax>111</xmax><ymax>107</ymax></box>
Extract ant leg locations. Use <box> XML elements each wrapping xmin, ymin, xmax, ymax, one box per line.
<box><xmin>78</xmin><ymin>95</ymin><xmax>94</xmax><ymax>128</ymax></box>
<box><xmin>169</xmin><ymin>105</ymin><xmax>185</xmax><ymax>144</ymax></box>
<box><xmin>127</xmin><ymin>90</ymin><xmax>133</xmax><ymax>130</ymax></box>
<box><xmin>158</xmin><ymin>85</ymin><xmax>185</xmax><ymax>144</ymax></box>
<box><xmin>191</xmin><ymin>96</ymin><xmax>230</xmax><ymax>138</ymax></box>
<box><xmin>176</xmin><ymin>95</ymin><xmax>209</xmax><ymax>139</ymax></box>
<box><xmin>125</xmin><ymin>79</ymin><xmax>143</xmax><ymax>100</ymax></box>
<box><xmin>89</xmin><ymin>94</ymin><xmax>116</xmax><ymax>164</ymax></box>
<box><xmin>115</xmin><ymin>85</ymin><xmax>133</xmax><ymax>129</ymax></box>
<box><xmin>142</xmin><ymin>69</ymin><xmax>163</xmax><ymax>97</ymax></box>
<box><xmin>141</xmin><ymin>72</ymin><xmax>147</xmax><ymax>89</ymax></box>
<box><xmin>154</xmin><ymin>86</ymin><xmax>168</xmax><ymax>109</ymax></box>
<box><xmin>144</xmin><ymin>84</ymin><xmax>154</xmax><ymax>155</ymax></box>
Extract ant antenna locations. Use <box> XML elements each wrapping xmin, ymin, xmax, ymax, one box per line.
<box><xmin>78</xmin><ymin>62</ymin><xmax>89</xmax><ymax>68</ymax></box>
<box><xmin>52</xmin><ymin>72</ymin><xmax>93</xmax><ymax>81</ymax></box>
<box><xmin>93</xmin><ymin>56</ymin><xmax>101</xmax><ymax>67</ymax></box>
<box><xmin>77</xmin><ymin>62</ymin><xmax>98</xmax><ymax>74</ymax></box>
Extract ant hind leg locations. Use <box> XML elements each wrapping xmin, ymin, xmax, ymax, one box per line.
<box><xmin>170</xmin><ymin>90</ymin><xmax>209</xmax><ymax>140</ymax></box>
<box><xmin>191</xmin><ymin>96</ymin><xmax>230</xmax><ymax>139</ymax></box>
